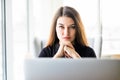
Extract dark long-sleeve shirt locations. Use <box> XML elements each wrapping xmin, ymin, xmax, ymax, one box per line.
<box><xmin>39</xmin><ymin>43</ymin><xmax>96</xmax><ymax>58</ymax></box>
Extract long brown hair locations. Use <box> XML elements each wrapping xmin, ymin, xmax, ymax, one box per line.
<box><xmin>46</xmin><ymin>6</ymin><xmax>88</xmax><ymax>47</ymax></box>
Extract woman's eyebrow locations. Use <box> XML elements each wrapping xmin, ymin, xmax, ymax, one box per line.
<box><xmin>69</xmin><ymin>24</ymin><xmax>75</xmax><ymax>26</ymax></box>
<box><xmin>58</xmin><ymin>23</ymin><xmax>75</xmax><ymax>26</ymax></box>
<box><xmin>58</xmin><ymin>23</ymin><xmax>64</xmax><ymax>25</ymax></box>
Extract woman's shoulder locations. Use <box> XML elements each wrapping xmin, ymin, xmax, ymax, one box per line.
<box><xmin>39</xmin><ymin>43</ymin><xmax>59</xmax><ymax>57</ymax></box>
<box><xmin>75</xmin><ymin>44</ymin><xmax>96</xmax><ymax>57</ymax></box>
<box><xmin>43</xmin><ymin>43</ymin><xmax>59</xmax><ymax>51</ymax></box>
<box><xmin>83</xmin><ymin>45</ymin><xmax>93</xmax><ymax>50</ymax></box>
<box><xmin>38</xmin><ymin>46</ymin><xmax>52</xmax><ymax>57</ymax></box>
<box><xmin>40</xmin><ymin>45</ymin><xmax>53</xmax><ymax>53</ymax></box>
<box><xmin>83</xmin><ymin>46</ymin><xmax>96</xmax><ymax>57</ymax></box>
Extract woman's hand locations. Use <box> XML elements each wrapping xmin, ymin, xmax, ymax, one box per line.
<box><xmin>64</xmin><ymin>45</ymin><xmax>80</xmax><ymax>59</ymax></box>
<box><xmin>53</xmin><ymin>41</ymin><xmax>80</xmax><ymax>59</ymax></box>
<box><xmin>53</xmin><ymin>42</ymin><xmax>65</xmax><ymax>58</ymax></box>
<box><xmin>63</xmin><ymin>41</ymin><xmax>80</xmax><ymax>59</ymax></box>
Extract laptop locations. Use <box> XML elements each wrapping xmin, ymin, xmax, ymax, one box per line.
<box><xmin>24</xmin><ymin>58</ymin><xmax>120</xmax><ymax>80</ymax></box>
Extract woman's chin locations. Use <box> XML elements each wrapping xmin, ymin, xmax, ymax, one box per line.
<box><xmin>61</xmin><ymin>40</ymin><xmax>71</xmax><ymax>44</ymax></box>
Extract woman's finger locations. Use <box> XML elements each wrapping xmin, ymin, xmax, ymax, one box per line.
<box><xmin>64</xmin><ymin>51</ymin><xmax>72</xmax><ymax>58</ymax></box>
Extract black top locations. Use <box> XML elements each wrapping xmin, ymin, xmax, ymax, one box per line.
<box><xmin>39</xmin><ymin>43</ymin><xmax>96</xmax><ymax>58</ymax></box>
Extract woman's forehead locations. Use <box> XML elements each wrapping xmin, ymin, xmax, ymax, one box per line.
<box><xmin>57</xmin><ymin>16</ymin><xmax>75</xmax><ymax>25</ymax></box>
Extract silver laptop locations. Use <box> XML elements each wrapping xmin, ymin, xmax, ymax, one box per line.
<box><xmin>24</xmin><ymin>58</ymin><xmax>120</xmax><ymax>80</ymax></box>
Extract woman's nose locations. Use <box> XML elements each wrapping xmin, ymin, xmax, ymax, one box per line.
<box><xmin>64</xmin><ymin>27</ymin><xmax>69</xmax><ymax>36</ymax></box>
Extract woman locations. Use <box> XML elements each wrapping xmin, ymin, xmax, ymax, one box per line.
<box><xmin>39</xmin><ymin>6</ymin><xmax>96</xmax><ymax>58</ymax></box>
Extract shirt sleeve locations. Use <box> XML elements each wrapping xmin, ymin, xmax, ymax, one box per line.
<box><xmin>38</xmin><ymin>48</ymin><xmax>47</xmax><ymax>57</ymax></box>
<box><xmin>38</xmin><ymin>47</ymin><xmax>52</xmax><ymax>57</ymax></box>
<box><xmin>85</xmin><ymin>47</ymin><xmax>96</xmax><ymax>57</ymax></box>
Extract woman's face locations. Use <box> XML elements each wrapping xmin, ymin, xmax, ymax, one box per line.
<box><xmin>56</xmin><ymin>16</ymin><xmax>76</xmax><ymax>43</ymax></box>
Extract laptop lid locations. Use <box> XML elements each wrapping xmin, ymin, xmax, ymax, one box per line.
<box><xmin>24</xmin><ymin>58</ymin><xmax>120</xmax><ymax>80</ymax></box>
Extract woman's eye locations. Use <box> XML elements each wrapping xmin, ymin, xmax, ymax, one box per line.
<box><xmin>59</xmin><ymin>26</ymin><xmax>64</xmax><ymax>29</ymax></box>
<box><xmin>70</xmin><ymin>25</ymin><xmax>75</xmax><ymax>29</ymax></box>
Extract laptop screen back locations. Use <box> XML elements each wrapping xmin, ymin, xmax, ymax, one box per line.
<box><xmin>24</xmin><ymin>58</ymin><xmax>120</xmax><ymax>80</ymax></box>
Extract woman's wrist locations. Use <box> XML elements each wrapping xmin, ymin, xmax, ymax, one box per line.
<box><xmin>53</xmin><ymin>46</ymin><xmax>64</xmax><ymax>58</ymax></box>
<box><xmin>64</xmin><ymin>46</ymin><xmax>81</xmax><ymax>58</ymax></box>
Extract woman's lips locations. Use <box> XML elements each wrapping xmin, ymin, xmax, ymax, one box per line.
<box><xmin>63</xmin><ymin>37</ymin><xmax>71</xmax><ymax>40</ymax></box>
